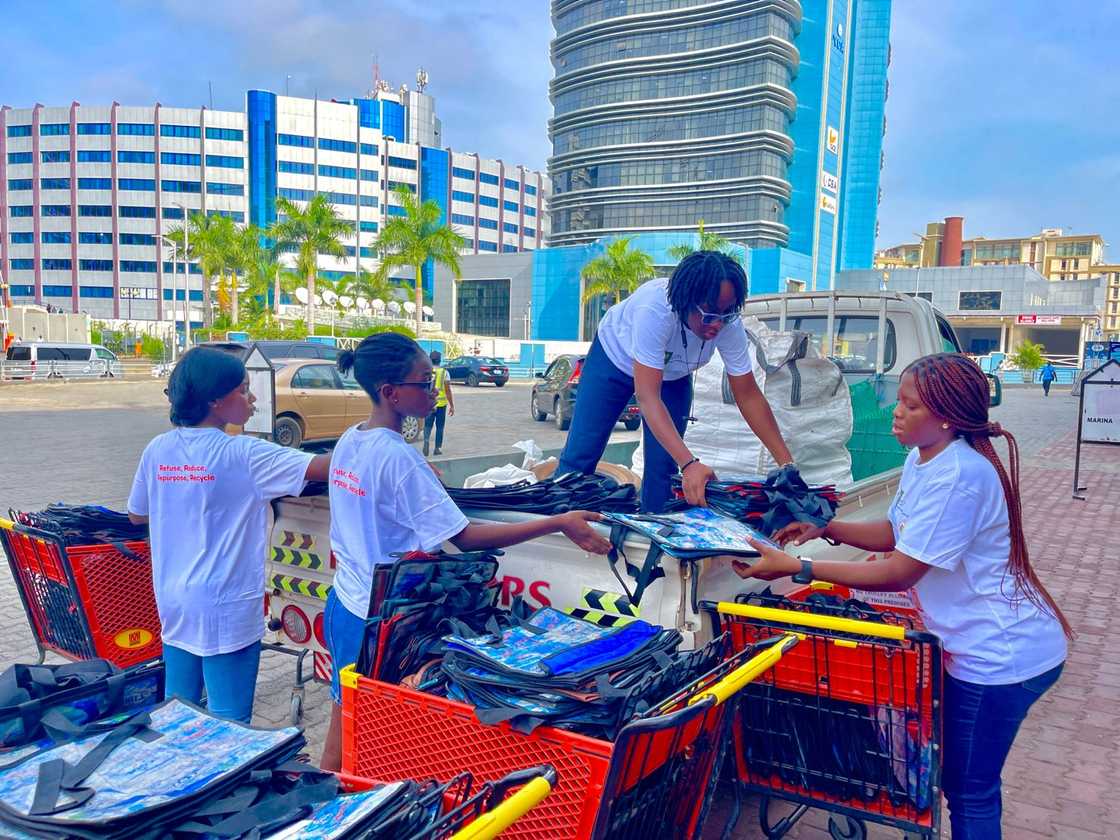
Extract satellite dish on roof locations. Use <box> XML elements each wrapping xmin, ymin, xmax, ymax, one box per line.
<box><xmin>403</xmin><ymin>301</ymin><xmax>416</xmax><ymax>314</ymax></box>
<box><xmin>355</xmin><ymin>296</ymin><xmax>368</xmax><ymax>310</ymax></box>
<box><xmin>321</xmin><ymin>289</ymin><xmax>338</xmax><ymax>305</ymax></box>
<box><xmin>371</xmin><ymin>298</ymin><xmax>385</xmax><ymax>311</ymax></box>
<box><xmin>387</xmin><ymin>300</ymin><xmax>401</xmax><ymax>314</ymax></box>
<box><xmin>339</xmin><ymin>295</ymin><xmax>354</xmax><ymax>309</ymax></box>
<box><xmin>294</xmin><ymin>287</ymin><xmax>309</xmax><ymax>304</ymax></box>
<box><xmin>313</xmin><ymin>293</ymin><xmax>323</xmax><ymax>306</ymax></box>
<box><xmin>422</xmin><ymin>305</ymin><xmax>434</xmax><ymax>317</ymax></box>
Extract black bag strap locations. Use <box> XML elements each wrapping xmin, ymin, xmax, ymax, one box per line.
<box><xmin>174</xmin><ymin>767</ymin><xmax>339</xmax><ymax>837</ymax></box>
<box><xmin>606</xmin><ymin>523</ymin><xmax>667</xmax><ymax>607</ymax></box>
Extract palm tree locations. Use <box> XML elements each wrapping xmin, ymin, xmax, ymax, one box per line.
<box><xmin>667</xmin><ymin>219</ymin><xmax>736</xmax><ymax>263</ymax></box>
<box><xmin>165</xmin><ymin>213</ymin><xmax>231</xmax><ymax>327</ymax></box>
<box><xmin>372</xmin><ymin>184</ymin><xmax>464</xmax><ymax>333</ymax></box>
<box><xmin>336</xmin><ymin>267</ymin><xmax>396</xmax><ymax>309</ymax></box>
<box><xmin>269</xmin><ymin>194</ymin><xmax>351</xmax><ymax>331</ymax></box>
<box><xmin>235</xmin><ymin>226</ymin><xmax>287</xmax><ymax>323</ymax></box>
<box><xmin>580</xmin><ymin>237</ymin><xmax>655</xmax><ymax>306</ymax></box>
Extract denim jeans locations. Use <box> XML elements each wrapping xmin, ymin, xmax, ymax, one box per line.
<box><xmin>163</xmin><ymin>640</ymin><xmax>262</xmax><ymax>724</ymax></box>
<box><xmin>942</xmin><ymin>663</ymin><xmax>1063</xmax><ymax>839</ymax></box>
<box><xmin>424</xmin><ymin>406</ymin><xmax>447</xmax><ymax>448</ymax></box>
<box><xmin>556</xmin><ymin>337</ymin><xmax>692</xmax><ymax>513</ymax></box>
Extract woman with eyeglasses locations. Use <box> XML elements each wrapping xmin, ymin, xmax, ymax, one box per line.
<box><xmin>557</xmin><ymin>250</ymin><xmax>795</xmax><ymax>512</ymax></box>
<box><xmin>319</xmin><ymin>331</ymin><xmax>613</xmax><ymax>771</ymax></box>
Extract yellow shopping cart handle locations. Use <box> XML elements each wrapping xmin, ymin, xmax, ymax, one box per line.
<box><xmin>450</xmin><ymin>770</ymin><xmax>556</xmax><ymax>840</ymax></box>
<box><xmin>689</xmin><ymin>633</ymin><xmax>800</xmax><ymax>707</ymax></box>
<box><xmin>715</xmin><ymin>601</ymin><xmax>906</xmax><ymax>641</ymax></box>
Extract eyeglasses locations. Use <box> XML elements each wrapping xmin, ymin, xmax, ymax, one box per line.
<box><xmin>695</xmin><ymin>305</ymin><xmax>741</xmax><ymax>326</ymax></box>
<box><xmin>393</xmin><ymin>378</ymin><xmax>437</xmax><ymax>393</ymax></box>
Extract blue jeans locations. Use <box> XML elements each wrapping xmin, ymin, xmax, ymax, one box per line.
<box><xmin>163</xmin><ymin>641</ymin><xmax>262</xmax><ymax>724</ymax></box>
<box><xmin>557</xmin><ymin>337</ymin><xmax>692</xmax><ymax>513</ymax></box>
<box><xmin>323</xmin><ymin>590</ymin><xmax>369</xmax><ymax>704</ymax></box>
<box><xmin>942</xmin><ymin>663</ymin><xmax>1063</xmax><ymax>839</ymax></box>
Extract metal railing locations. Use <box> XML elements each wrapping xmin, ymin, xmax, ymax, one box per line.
<box><xmin>0</xmin><ymin>358</ymin><xmax>124</xmax><ymax>382</ymax></box>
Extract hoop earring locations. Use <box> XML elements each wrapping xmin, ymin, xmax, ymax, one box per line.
<box><xmin>941</xmin><ymin>423</ymin><xmax>950</xmax><ymax>430</ymax></box>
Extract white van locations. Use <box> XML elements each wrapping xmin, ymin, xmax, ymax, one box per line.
<box><xmin>3</xmin><ymin>342</ymin><xmax>122</xmax><ymax>379</ymax></box>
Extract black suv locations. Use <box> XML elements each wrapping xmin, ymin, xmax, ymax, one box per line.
<box><xmin>531</xmin><ymin>354</ymin><xmax>641</xmax><ymax>431</ymax></box>
<box><xmin>444</xmin><ymin>355</ymin><xmax>510</xmax><ymax>387</ymax></box>
<box><xmin>197</xmin><ymin>340</ymin><xmax>340</xmax><ymax>363</ymax></box>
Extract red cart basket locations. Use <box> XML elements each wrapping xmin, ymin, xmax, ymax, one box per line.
<box><xmin>708</xmin><ymin>594</ymin><xmax>943</xmax><ymax>840</ymax></box>
<box><xmin>340</xmin><ymin>634</ymin><xmax>798</xmax><ymax>840</ymax></box>
<box><xmin>0</xmin><ymin>516</ymin><xmax>162</xmax><ymax>668</ymax></box>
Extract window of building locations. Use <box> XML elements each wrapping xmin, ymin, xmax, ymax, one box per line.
<box><xmin>79</xmin><ymin>205</ymin><xmax>112</xmax><ymax>217</ymax></box>
<box><xmin>387</xmin><ymin>156</ymin><xmax>417</xmax><ymax>170</ymax></box>
<box><xmin>387</xmin><ymin>205</ymin><xmax>407</xmax><ymax>217</ymax></box>
<box><xmin>79</xmin><ymin>286</ymin><xmax>114</xmax><ymax>298</ymax></box>
<box><xmin>39</xmin><ymin>177</ymin><xmax>70</xmax><ymax>190</ymax></box>
<box><xmin>10</xmin><ymin>232</ymin><xmax>34</xmax><ymax>244</ymax></box>
<box><xmin>80</xmin><ymin>259</ymin><xmax>114</xmax><ymax>271</ymax></box>
<box><xmin>503</xmin><ymin>200</ymin><xmax>518</xmax><ymax>212</ymax></box>
<box><xmin>279</xmin><ymin>134</ymin><xmax>314</xmax><ymax>148</ymax></box>
<box><xmin>319</xmin><ymin>138</ymin><xmax>356</xmax><ymax>154</ymax></box>
<box><xmin>279</xmin><ymin>187</ymin><xmax>313</xmax><ymax>202</ymax></box>
<box><xmin>161</xmin><ymin>207</ymin><xmax>185</xmax><ymax>219</ymax></box>
<box><xmin>206</xmin><ymin>127</ymin><xmax>244</xmax><ymax>141</ymax></box>
<box><xmin>478</xmin><ymin>240</ymin><xmax>498</xmax><ymax>252</ymax></box>
<box><xmin>161</xmin><ymin>180</ymin><xmax>201</xmax><ymax>193</ymax></box>
<box><xmin>360</xmin><ymin>143</ymin><xmax>377</xmax><ymax>156</ymax></box>
<box><xmin>503</xmin><ymin>244</ymin><xmax>518</xmax><ymax>253</ymax></box>
<box><xmin>78</xmin><ymin>177</ymin><xmax>112</xmax><ymax>190</ymax></box>
<box><xmin>161</xmin><ymin>152</ymin><xmax>200</xmax><ymax>166</ymax></box>
<box><xmin>524</xmin><ymin>227</ymin><xmax>536</xmax><ymax>238</ymax></box>
<box><xmin>78</xmin><ymin>122</ymin><xmax>111</xmax><ymax>135</ymax></box>
<box><xmin>41</xmin><ymin>150</ymin><xmax>70</xmax><ymax>163</ymax></box>
<box><xmin>479</xmin><ymin>173</ymin><xmax>499</xmax><ymax>186</ymax></box>
<box><xmin>11</xmin><ymin>259</ymin><xmax>34</xmax><ymax>270</ymax></box>
<box><xmin>359</xmin><ymin>221</ymin><xmax>378</xmax><ymax>232</ymax></box>
<box><xmin>161</xmin><ymin>124</ymin><xmax>200</xmax><ymax>138</ymax></box>
<box><xmin>118</xmin><ymin>123</ymin><xmax>155</xmax><ymax>136</ymax></box>
<box><xmin>904</xmin><ymin>291</ymin><xmax>933</xmax><ymax>302</ymax></box>
<box><xmin>41</xmin><ymin>231</ymin><xmax>72</xmax><ymax>244</ymax></box>
<box><xmin>387</xmin><ymin>181</ymin><xmax>415</xmax><ymax>193</ymax></box>
<box><xmin>79</xmin><ymin>232</ymin><xmax>113</xmax><ymax>244</ymax></box>
<box><xmin>42</xmin><ymin>258</ymin><xmax>72</xmax><ymax>270</ymax></box>
<box><xmin>279</xmin><ymin>160</ymin><xmax>314</xmax><ymax>175</ymax></box>
<box><xmin>118</xmin><ymin>150</ymin><xmax>155</xmax><ymax>164</ymax></box>
<box><xmin>120</xmin><ymin>178</ymin><xmax>156</xmax><ymax>191</ymax></box>
<box><xmin>525</xmin><ymin>184</ymin><xmax>537</xmax><ymax>196</ymax></box>
<box><xmin>43</xmin><ymin>285</ymin><xmax>73</xmax><ymax>297</ymax></box>
<box><xmin>207</xmin><ymin>182</ymin><xmax>244</xmax><ymax>196</ymax></box>
<box><xmin>524</xmin><ymin>206</ymin><xmax>536</xmax><ymax>217</ymax></box>
<box><xmin>42</xmin><ymin>205</ymin><xmax>71</xmax><ymax>217</ymax></box>
<box><xmin>319</xmin><ymin>164</ymin><xmax>357</xmax><ymax>180</ymax></box>
<box><xmin>120</xmin><ymin>260</ymin><xmax>157</xmax><ymax>272</ymax></box>
<box><xmin>958</xmin><ymin>291</ymin><xmax>1002</xmax><ymax>312</ymax></box>
<box><xmin>451</xmin><ymin>213</ymin><xmax>475</xmax><ymax>226</ymax></box>
<box><xmin>360</xmin><ymin>169</ymin><xmax>378</xmax><ymax>182</ymax></box>
<box><xmin>479</xmin><ymin>218</ymin><xmax>498</xmax><ymax>230</ymax></box>
<box><xmin>10</xmin><ymin>206</ymin><xmax>34</xmax><ymax>217</ymax></box>
<box><xmin>456</xmin><ymin>278</ymin><xmax>510</xmax><ymax>337</ymax></box>
<box><xmin>452</xmin><ymin>190</ymin><xmax>475</xmax><ymax>203</ymax></box>
<box><xmin>504</xmin><ymin>178</ymin><xmax>520</xmax><ymax>190</ymax></box>
<box><xmin>75</xmin><ymin>150</ymin><xmax>110</xmax><ymax>163</ymax></box>
<box><xmin>8</xmin><ymin>151</ymin><xmax>32</xmax><ymax>164</ymax></box>
<box><xmin>452</xmin><ymin>167</ymin><xmax>476</xmax><ymax>181</ymax></box>
<box><xmin>503</xmin><ymin>222</ymin><xmax>518</xmax><ymax>234</ymax></box>
<box><xmin>7</xmin><ymin>125</ymin><xmax>32</xmax><ymax>137</ymax></box>
<box><xmin>120</xmin><ymin>205</ymin><xmax>156</xmax><ymax>218</ymax></box>
<box><xmin>359</xmin><ymin>195</ymin><xmax>377</xmax><ymax>207</ymax></box>
<box><xmin>7</xmin><ymin>179</ymin><xmax>32</xmax><ymax>191</ymax></box>
<box><xmin>40</xmin><ymin>123</ymin><xmax>69</xmax><ymax>136</ymax></box>
<box><xmin>207</xmin><ymin>209</ymin><xmax>245</xmax><ymax>223</ymax></box>
<box><xmin>479</xmin><ymin>196</ymin><xmax>499</xmax><ymax>208</ymax></box>
<box><xmin>119</xmin><ymin>233</ymin><xmax>156</xmax><ymax>245</ymax></box>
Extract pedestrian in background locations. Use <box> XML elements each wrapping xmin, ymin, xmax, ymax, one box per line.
<box><xmin>1040</xmin><ymin>361</ymin><xmax>1056</xmax><ymax>396</ymax></box>
<box><xmin>423</xmin><ymin>350</ymin><xmax>454</xmax><ymax>456</ymax></box>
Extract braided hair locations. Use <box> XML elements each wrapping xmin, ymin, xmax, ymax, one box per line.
<box><xmin>338</xmin><ymin>332</ymin><xmax>425</xmax><ymax>403</ymax></box>
<box><xmin>666</xmin><ymin>251</ymin><xmax>747</xmax><ymax>319</ymax></box>
<box><xmin>904</xmin><ymin>353</ymin><xmax>1074</xmax><ymax>639</ymax></box>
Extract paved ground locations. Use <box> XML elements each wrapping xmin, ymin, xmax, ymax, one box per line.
<box><xmin>2</xmin><ymin>383</ymin><xmax>1114</xmax><ymax>837</ymax></box>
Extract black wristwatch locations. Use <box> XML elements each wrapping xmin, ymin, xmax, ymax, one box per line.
<box><xmin>791</xmin><ymin>557</ymin><xmax>814</xmax><ymax>584</ymax></box>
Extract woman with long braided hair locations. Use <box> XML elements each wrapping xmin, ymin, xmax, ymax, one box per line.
<box><xmin>556</xmin><ymin>250</ymin><xmax>794</xmax><ymax>512</ymax></box>
<box><xmin>738</xmin><ymin>352</ymin><xmax>1070</xmax><ymax>839</ymax></box>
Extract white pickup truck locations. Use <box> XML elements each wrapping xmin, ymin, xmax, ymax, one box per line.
<box><xmin>263</xmin><ymin>292</ymin><xmax>997</xmax><ymax>718</ymax></box>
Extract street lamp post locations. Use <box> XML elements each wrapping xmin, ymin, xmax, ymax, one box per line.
<box><xmin>174</xmin><ymin>202</ymin><xmax>192</xmax><ymax>350</ymax></box>
<box><xmin>159</xmin><ymin>235</ymin><xmax>179</xmax><ymax>362</ymax></box>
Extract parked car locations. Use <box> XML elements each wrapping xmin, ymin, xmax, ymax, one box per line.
<box><xmin>531</xmin><ymin>354</ymin><xmax>642</xmax><ymax>432</ymax></box>
<box><xmin>444</xmin><ymin>355</ymin><xmax>509</xmax><ymax>387</ymax></box>
<box><xmin>272</xmin><ymin>358</ymin><xmax>419</xmax><ymax>448</ymax></box>
<box><xmin>3</xmin><ymin>342</ymin><xmax>122</xmax><ymax>379</ymax></box>
<box><xmin>196</xmin><ymin>340</ymin><xmax>341</xmax><ymax>363</ymax></box>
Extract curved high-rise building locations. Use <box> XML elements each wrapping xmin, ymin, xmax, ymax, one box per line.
<box><xmin>548</xmin><ymin>0</ymin><xmax>801</xmax><ymax>248</ymax></box>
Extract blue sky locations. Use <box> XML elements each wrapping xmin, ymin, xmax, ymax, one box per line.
<box><xmin>4</xmin><ymin>1</ymin><xmax>1116</xmax><ymax>258</ymax></box>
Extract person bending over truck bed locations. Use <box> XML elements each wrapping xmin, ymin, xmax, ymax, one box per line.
<box><xmin>556</xmin><ymin>251</ymin><xmax>795</xmax><ymax>513</ymax></box>
<box><xmin>737</xmin><ymin>352</ymin><xmax>1072</xmax><ymax>840</ymax></box>
<box><xmin>319</xmin><ymin>332</ymin><xmax>612</xmax><ymax>771</ymax></box>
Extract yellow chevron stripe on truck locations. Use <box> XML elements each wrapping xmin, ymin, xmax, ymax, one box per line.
<box><xmin>269</xmin><ymin>546</ymin><xmax>326</xmax><ymax>570</ymax></box>
<box><xmin>270</xmin><ymin>573</ymin><xmax>331</xmax><ymax>601</ymax></box>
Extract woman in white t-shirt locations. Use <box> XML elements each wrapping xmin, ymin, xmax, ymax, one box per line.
<box><xmin>737</xmin><ymin>353</ymin><xmax>1073</xmax><ymax>839</ymax></box>
<box><xmin>556</xmin><ymin>251</ymin><xmax>794</xmax><ymax>513</ymax></box>
<box><xmin>128</xmin><ymin>347</ymin><xmax>331</xmax><ymax>723</ymax></box>
<box><xmin>319</xmin><ymin>332</ymin><xmax>613</xmax><ymax>771</ymax></box>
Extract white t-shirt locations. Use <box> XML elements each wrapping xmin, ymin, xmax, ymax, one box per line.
<box><xmin>329</xmin><ymin>425</ymin><xmax>469</xmax><ymax>619</ymax></box>
<box><xmin>889</xmin><ymin>439</ymin><xmax>1066</xmax><ymax>684</ymax></box>
<box><xmin>128</xmin><ymin>427</ymin><xmax>313</xmax><ymax>657</ymax></box>
<box><xmin>596</xmin><ymin>278</ymin><xmax>752</xmax><ymax>382</ymax></box>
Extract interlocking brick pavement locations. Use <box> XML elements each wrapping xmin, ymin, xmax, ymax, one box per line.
<box><xmin>1</xmin><ymin>387</ymin><xmax>1115</xmax><ymax>838</ymax></box>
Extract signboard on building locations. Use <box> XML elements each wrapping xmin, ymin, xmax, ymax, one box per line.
<box><xmin>1016</xmin><ymin>315</ymin><xmax>1062</xmax><ymax>325</ymax></box>
<box><xmin>820</xmin><ymin>172</ymin><xmax>839</xmax><ymax>194</ymax></box>
<box><xmin>827</xmin><ymin>127</ymin><xmax>839</xmax><ymax>155</ymax></box>
<box><xmin>819</xmin><ymin>194</ymin><xmax>838</xmax><ymax>214</ymax></box>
